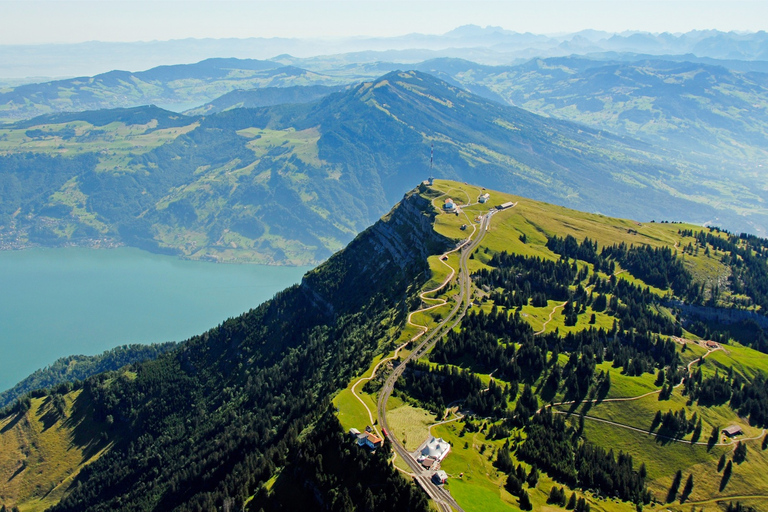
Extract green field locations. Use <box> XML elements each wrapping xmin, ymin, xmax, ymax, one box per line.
<box><xmin>0</xmin><ymin>390</ymin><xmax>114</xmax><ymax>512</ymax></box>
<box><xmin>332</xmin><ymin>180</ymin><xmax>768</xmax><ymax>512</ymax></box>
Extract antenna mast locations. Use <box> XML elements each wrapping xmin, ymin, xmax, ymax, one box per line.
<box><xmin>426</xmin><ymin>143</ymin><xmax>435</xmax><ymax>186</ymax></box>
<box><xmin>429</xmin><ymin>142</ymin><xmax>435</xmax><ymax>176</ymax></box>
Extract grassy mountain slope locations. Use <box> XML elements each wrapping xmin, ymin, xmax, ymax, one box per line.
<box><xmin>2</xmin><ymin>70</ymin><xmax>767</xmax><ymax>265</ymax></box>
<box><xmin>0</xmin><ymin>390</ymin><xmax>114</xmax><ymax>512</ymax></box>
<box><xmin>336</xmin><ymin>180</ymin><xmax>768</xmax><ymax>512</ymax></box>
<box><xmin>0</xmin><ymin>188</ymin><xmax>449</xmax><ymax>511</ymax></box>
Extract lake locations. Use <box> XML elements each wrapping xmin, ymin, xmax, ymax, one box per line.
<box><xmin>0</xmin><ymin>247</ymin><xmax>310</xmax><ymax>391</ymax></box>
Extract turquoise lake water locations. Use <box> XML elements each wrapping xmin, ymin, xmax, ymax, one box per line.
<box><xmin>0</xmin><ymin>247</ymin><xmax>310</xmax><ymax>391</ymax></box>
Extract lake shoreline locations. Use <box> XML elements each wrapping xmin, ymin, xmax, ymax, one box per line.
<box><xmin>0</xmin><ymin>246</ymin><xmax>310</xmax><ymax>390</ymax></box>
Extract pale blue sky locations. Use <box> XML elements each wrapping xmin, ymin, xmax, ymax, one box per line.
<box><xmin>0</xmin><ymin>0</ymin><xmax>765</xmax><ymax>45</ymax></box>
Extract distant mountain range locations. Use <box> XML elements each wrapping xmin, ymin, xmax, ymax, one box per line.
<box><xmin>0</xmin><ymin>59</ymin><xmax>355</xmax><ymax>122</ymax></box>
<box><xmin>2</xmin><ymin>26</ymin><xmax>768</xmax><ymax>79</ymax></box>
<box><xmin>2</xmin><ymin>70</ymin><xmax>766</xmax><ymax>265</ymax></box>
<box><xmin>5</xmin><ymin>54</ymin><xmax>768</xmax><ymax>175</ymax></box>
<box><xmin>185</xmin><ymin>84</ymin><xmax>347</xmax><ymax>116</ymax></box>
<box><xmin>413</xmin><ymin>57</ymin><xmax>768</xmax><ymax>166</ymax></box>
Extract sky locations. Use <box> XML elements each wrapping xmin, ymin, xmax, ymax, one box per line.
<box><xmin>0</xmin><ymin>0</ymin><xmax>766</xmax><ymax>45</ymax></box>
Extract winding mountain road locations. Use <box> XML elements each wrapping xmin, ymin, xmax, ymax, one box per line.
<box><xmin>375</xmin><ymin>208</ymin><xmax>495</xmax><ymax>512</ymax></box>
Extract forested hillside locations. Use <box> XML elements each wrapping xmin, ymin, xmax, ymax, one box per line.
<box><xmin>336</xmin><ymin>181</ymin><xmax>768</xmax><ymax>512</ymax></box>
<box><xmin>0</xmin><ymin>342</ymin><xmax>177</xmax><ymax>409</ymax></box>
<box><xmin>0</xmin><ymin>188</ymin><xmax>448</xmax><ymax>511</ymax></box>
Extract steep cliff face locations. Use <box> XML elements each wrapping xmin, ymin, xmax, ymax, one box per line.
<box><xmin>301</xmin><ymin>187</ymin><xmax>452</xmax><ymax>315</ymax></box>
<box><xmin>40</xmin><ymin>186</ymin><xmax>447</xmax><ymax>512</ymax></box>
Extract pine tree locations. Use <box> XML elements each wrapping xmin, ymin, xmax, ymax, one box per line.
<box><xmin>734</xmin><ymin>441</ymin><xmax>747</xmax><ymax>463</ymax></box>
<box><xmin>567</xmin><ymin>492</ymin><xmax>577</xmax><ymax>510</ymax></box>
<box><xmin>527</xmin><ymin>465</ymin><xmax>539</xmax><ymax>488</ymax></box>
<box><xmin>519</xmin><ymin>490</ymin><xmax>533</xmax><ymax>511</ymax></box>
<box><xmin>548</xmin><ymin>486</ymin><xmax>561</xmax><ymax>505</ymax></box>
<box><xmin>681</xmin><ymin>474</ymin><xmax>694</xmax><ymax>503</ymax></box>
<box><xmin>708</xmin><ymin>425</ymin><xmax>720</xmax><ymax>449</ymax></box>
<box><xmin>720</xmin><ymin>461</ymin><xmax>733</xmax><ymax>492</ymax></box>
<box><xmin>667</xmin><ymin>470</ymin><xmax>683</xmax><ymax>502</ymax></box>
<box><xmin>691</xmin><ymin>417</ymin><xmax>703</xmax><ymax>444</ymax></box>
<box><xmin>718</xmin><ymin>453</ymin><xmax>726</xmax><ymax>471</ymax></box>
<box><xmin>651</xmin><ymin>410</ymin><xmax>663</xmax><ymax>431</ymax></box>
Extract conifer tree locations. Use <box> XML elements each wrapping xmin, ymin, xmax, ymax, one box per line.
<box><xmin>527</xmin><ymin>465</ymin><xmax>540</xmax><ymax>488</ymax></box>
<box><xmin>681</xmin><ymin>474</ymin><xmax>694</xmax><ymax>502</ymax></box>
<box><xmin>519</xmin><ymin>490</ymin><xmax>533</xmax><ymax>511</ymax></box>
<box><xmin>667</xmin><ymin>470</ymin><xmax>683</xmax><ymax>502</ymax></box>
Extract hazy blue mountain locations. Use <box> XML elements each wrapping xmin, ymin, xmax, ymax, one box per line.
<box><xmin>413</xmin><ymin>56</ymin><xmax>768</xmax><ymax>170</ymax></box>
<box><xmin>185</xmin><ymin>84</ymin><xmax>346</xmax><ymax>115</ymax></box>
<box><xmin>0</xmin><ymin>59</ymin><xmax>350</xmax><ymax>122</ymax></box>
<box><xmin>3</xmin><ymin>28</ymin><xmax>768</xmax><ymax>82</ymax></box>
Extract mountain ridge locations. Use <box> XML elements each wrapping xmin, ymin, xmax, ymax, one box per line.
<box><xmin>2</xmin><ymin>70</ymin><xmax>766</xmax><ymax>265</ymax></box>
<box><xmin>3</xmin><ymin>180</ymin><xmax>768</xmax><ymax>511</ymax></box>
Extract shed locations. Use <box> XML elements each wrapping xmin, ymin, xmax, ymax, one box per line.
<box><xmin>432</xmin><ymin>470</ymin><xmax>448</xmax><ymax>485</ymax></box>
<box><xmin>496</xmin><ymin>201</ymin><xmax>514</xmax><ymax>210</ymax></box>
<box><xmin>364</xmin><ymin>433</ymin><xmax>383</xmax><ymax>449</ymax></box>
<box><xmin>723</xmin><ymin>425</ymin><xmax>743</xmax><ymax>437</ymax></box>
<box><xmin>349</xmin><ymin>428</ymin><xmax>360</xmax><ymax>437</ymax></box>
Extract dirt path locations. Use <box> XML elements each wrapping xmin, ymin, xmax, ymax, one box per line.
<box><xmin>554</xmin><ymin>410</ymin><xmax>766</xmax><ymax>447</ymax></box>
<box><xmin>534</xmin><ymin>301</ymin><xmax>568</xmax><ymax>336</ymax></box>
<box><xmin>543</xmin><ymin>343</ymin><xmax>767</xmax><ymax>448</ymax></box>
<box><xmin>349</xmin><ymin>204</ymin><xmax>479</xmax><ymax>434</ymax></box>
<box><xmin>428</xmin><ymin>412</ymin><xmax>464</xmax><ymax>436</ymax></box>
<box><xmin>541</xmin><ymin>344</ymin><xmax>721</xmax><ymax>413</ymax></box>
<box><xmin>350</xmin><ymin>340</ymin><xmax>412</xmax><ymax>427</ymax></box>
<box><xmin>684</xmin><ymin>495</ymin><xmax>768</xmax><ymax>506</ymax></box>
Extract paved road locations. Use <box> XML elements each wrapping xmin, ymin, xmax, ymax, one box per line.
<box><xmin>376</xmin><ymin>211</ymin><xmax>494</xmax><ymax>512</ymax></box>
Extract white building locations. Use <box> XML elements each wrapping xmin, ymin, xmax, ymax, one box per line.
<box><xmin>443</xmin><ymin>198</ymin><xmax>456</xmax><ymax>211</ymax></box>
<box><xmin>478</xmin><ymin>193</ymin><xmax>490</xmax><ymax>203</ymax></box>
<box><xmin>420</xmin><ymin>437</ymin><xmax>451</xmax><ymax>462</ymax></box>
